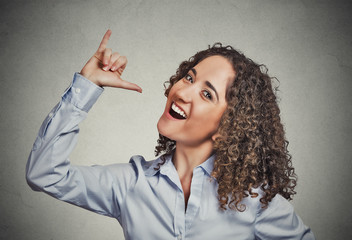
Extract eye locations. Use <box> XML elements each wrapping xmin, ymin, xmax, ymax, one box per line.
<box><xmin>185</xmin><ymin>74</ymin><xmax>194</xmax><ymax>83</ymax></box>
<box><xmin>202</xmin><ymin>90</ymin><xmax>212</xmax><ymax>100</ymax></box>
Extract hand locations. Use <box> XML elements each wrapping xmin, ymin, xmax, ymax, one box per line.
<box><xmin>80</xmin><ymin>30</ymin><xmax>142</xmax><ymax>93</ymax></box>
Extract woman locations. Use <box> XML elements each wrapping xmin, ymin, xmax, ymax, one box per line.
<box><xmin>26</xmin><ymin>30</ymin><xmax>315</xmax><ymax>239</ymax></box>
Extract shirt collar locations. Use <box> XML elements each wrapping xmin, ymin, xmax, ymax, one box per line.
<box><xmin>144</xmin><ymin>152</ymin><xmax>216</xmax><ymax>178</ymax></box>
<box><xmin>144</xmin><ymin>153</ymin><xmax>173</xmax><ymax>177</ymax></box>
<box><xmin>198</xmin><ymin>153</ymin><xmax>216</xmax><ymax>177</ymax></box>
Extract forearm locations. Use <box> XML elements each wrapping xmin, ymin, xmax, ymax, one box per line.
<box><xmin>26</xmin><ymin>72</ymin><xmax>103</xmax><ymax>192</ymax></box>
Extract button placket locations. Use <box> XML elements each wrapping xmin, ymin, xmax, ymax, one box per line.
<box><xmin>185</xmin><ymin>167</ymin><xmax>204</xmax><ymax>232</ymax></box>
<box><xmin>174</xmin><ymin>189</ymin><xmax>185</xmax><ymax>240</ymax></box>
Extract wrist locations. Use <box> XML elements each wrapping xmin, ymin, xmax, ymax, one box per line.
<box><xmin>79</xmin><ymin>71</ymin><xmax>102</xmax><ymax>87</ymax></box>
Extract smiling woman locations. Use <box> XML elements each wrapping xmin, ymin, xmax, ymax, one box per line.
<box><xmin>26</xmin><ymin>30</ymin><xmax>315</xmax><ymax>239</ymax></box>
<box><xmin>156</xmin><ymin>44</ymin><xmax>298</xmax><ymax>212</ymax></box>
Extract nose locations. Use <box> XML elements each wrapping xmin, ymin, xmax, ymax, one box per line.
<box><xmin>174</xmin><ymin>83</ymin><xmax>193</xmax><ymax>103</ymax></box>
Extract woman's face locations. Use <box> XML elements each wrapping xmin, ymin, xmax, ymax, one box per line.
<box><xmin>157</xmin><ymin>55</ymin><xmax>235</xmax><ymax>147</ymax></box>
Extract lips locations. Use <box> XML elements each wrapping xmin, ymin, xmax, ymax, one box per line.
<box><xmin>169</xmin><ymin>102</ymin><xmax>187</xmax><ymax>119</ymax></box>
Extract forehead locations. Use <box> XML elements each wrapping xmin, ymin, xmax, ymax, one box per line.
<box><xmin>194</xmin><ymin>55</ymin><xmax>235</xmax><ymax>93</ymax></box>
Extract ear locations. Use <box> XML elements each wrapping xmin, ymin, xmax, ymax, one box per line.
<box><xmin>211</xmin><ymin>131</ymin><xmax>221</xmax><ymax>142</ymax></box>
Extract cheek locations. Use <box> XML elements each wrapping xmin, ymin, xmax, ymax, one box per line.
<box><xmin>191</xmin><ymin>107</ymin><xmax>225</xmax><ymax>131</ymax></box>
<box><xmin>168</xmin><ymin>82</ymin><xmax>181</xmax><ymax>96</ymax></box>
<box><xmin>206</xmin><ymin>106</ymin><xmax>227</xmax><ymax>129</ymax></box>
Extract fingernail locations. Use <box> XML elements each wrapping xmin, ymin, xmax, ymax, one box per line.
<box><xmin>103</xmin><ymin>66</ymin><xmax>108</xmax><ymax>71</ymax></box>
<box><xmin>111</xmin><ymin>66</ymin><xmax>116</xmax><ymax>71</ymax></box>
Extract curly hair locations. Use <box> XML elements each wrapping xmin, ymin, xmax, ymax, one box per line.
<box><xmin>155</xmin><ymin>43</ymin><xmax>297</xmax><ymax>211</ymax></box>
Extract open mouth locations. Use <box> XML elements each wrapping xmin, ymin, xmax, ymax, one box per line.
<box><xmin>169</xmin><ymin>102</ymin><xmax>187</xmax><ymax>119</ymax></box>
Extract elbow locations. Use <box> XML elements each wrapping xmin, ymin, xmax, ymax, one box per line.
<box><xmin>26</xmin><ymin>146</ymin><xmax>71</xmax><ymax>192</ymax></box>
<box><xmin>26</xmin><ymin>168</ymin><xmax>43</xmax><ymax>191</ymax></box>
<box><xmin>26</xmin><ymin>156</ymin><xmax>68</xmax><ymax>192</ymax></box>
<box><xmin>26</xmin><ymin>153</ymin><xmax>47</xmax><ymax>191</ymax></box>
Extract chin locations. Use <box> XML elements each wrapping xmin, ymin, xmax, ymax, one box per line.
<box><xmin>157</xmin><ymin>116</ymin><xmax>175</xmax><ymax>141</ymax></box>
<box><xmin>157</xmin><ymin>116</ymin><xmax>167</xmax><ymax>137</ymax></box>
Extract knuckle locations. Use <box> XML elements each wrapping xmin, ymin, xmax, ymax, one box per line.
<box><xmin>116</xmin><ymin>58</ymin><xmax>124</xmax><ymax>65</ymax></box>
<box><xmin>118</xmin><ymin>56</ymin><xmax>128</xmax><ymax>65</ymax></box>
<box><xmin>104</xmin><ymin>48</ymin><xmax>112</xmax><ymax>55</ymax></box>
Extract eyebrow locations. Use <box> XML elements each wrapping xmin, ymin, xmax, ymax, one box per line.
<box><xmin>191</xmin><ymin>68</ymin><xmax>219</xmax><ymax>101</ymax></box>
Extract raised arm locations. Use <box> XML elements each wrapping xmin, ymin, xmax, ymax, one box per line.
<box><xmin>26</xmin><ymin>30</ymin><xmax>138</xmax><ymax>219</ymax></box>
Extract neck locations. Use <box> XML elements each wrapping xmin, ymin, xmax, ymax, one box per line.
<box><xmin>173</xmin><ymin>140</ymin><xmax>214</xmax><ymax>178</ymax></box>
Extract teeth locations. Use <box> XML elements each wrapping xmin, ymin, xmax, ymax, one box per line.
<box><xmin>172</xmin><ymin>103</ymin><xmax>187</xmax><ymax>118</ymax></box>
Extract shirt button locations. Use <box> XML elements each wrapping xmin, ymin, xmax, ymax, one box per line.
<box><xmin>177</xmin><ymin>234</ymin><xmax>182</xmax><ymax>240</ymax></box>
<box><xmin>48</xmin><ymin>112</ymin><xmax>54</xmax><ymax>117</ymax></box>
<box><xmin>75</xmin><ymin>88</ymin><xmax>81</xmax><ymax>94</ymax></box>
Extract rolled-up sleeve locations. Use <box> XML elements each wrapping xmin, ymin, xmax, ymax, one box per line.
<box><xmin>254</xmin><ymin>194</ymin><xmax>315</xmax><ymax>239</ymax></box>
<box><xmin>26</xmin><ymin>73</ymin><xmax>136</xmax><ymax>219</ymax></box>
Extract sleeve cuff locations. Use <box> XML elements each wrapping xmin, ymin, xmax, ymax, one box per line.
<box><xmin>62</xmin><ymin>72</ymin><xmax>104</xmax><ymax>112</ymax></box>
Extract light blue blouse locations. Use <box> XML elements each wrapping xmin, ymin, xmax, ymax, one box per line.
<box><xmin>26</xmin><ymin>73</ymin><xmax>315</xmax><ymax>240</ymax></box>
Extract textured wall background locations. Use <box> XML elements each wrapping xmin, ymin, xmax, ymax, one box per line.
<box><xmin>1</xmin><ymin>0</ymin><xmax>351</xmax><ymax>239</ymax></box>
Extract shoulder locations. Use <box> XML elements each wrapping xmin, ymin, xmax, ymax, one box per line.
<box><xmin>102</xmin><ymin>155</ymin><xmax>164</xmax><ymax>181</ymax></box>
<box><xmin>128</xmin><ymin>155</ymin><xmax>163</xmax><ymax>177</ymax></box>
<box><xmin>256</xmin><ymin>193</ymin><xmax>294</xmax><ymax>217</ymax></box>
<box><xmin>238</xmin><ymin>187</ymin><xmax>294</xmax><ymax>216</ymax></box>
<box><xmin>254</xmin><ymin>194</ymin><xmax>315</xmax><ymax>239</ymax></box>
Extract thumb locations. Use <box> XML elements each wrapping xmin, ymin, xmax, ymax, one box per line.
<box><xmin>109</xmin><ymin>75</ymin><xmax>143</xmax><ymax>93</ymax></box>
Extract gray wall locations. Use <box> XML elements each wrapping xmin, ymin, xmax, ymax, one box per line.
<box><xmin>1</xmin><ymin>0</ymin><xmax>351</xmax><ymax>239</ymax></box>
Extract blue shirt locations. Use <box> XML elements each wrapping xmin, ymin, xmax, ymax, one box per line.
<box><xmin>26</xmin><ymin>73</ymin><xmax>315</xmax><ymax>240</ymax></box>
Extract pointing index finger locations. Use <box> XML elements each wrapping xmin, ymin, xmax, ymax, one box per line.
<box><xmin>96</xmin><ymin>29</ymin><xmax>112</xmax><ymax>54</ymax></box>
